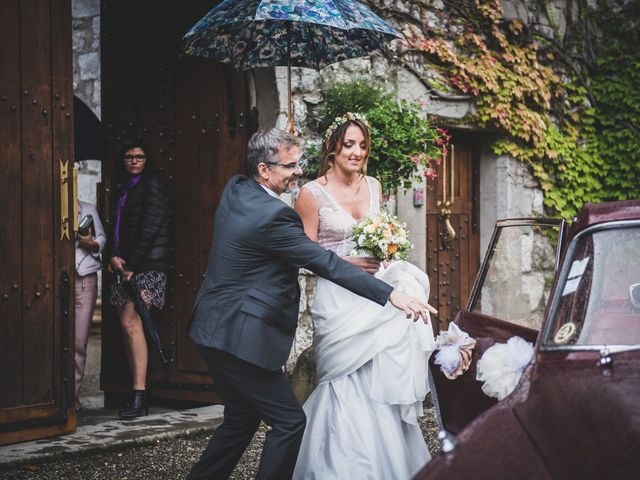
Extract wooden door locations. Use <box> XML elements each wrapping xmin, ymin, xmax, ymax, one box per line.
<box><xmin>101</xmin><ymin>0</ymin><xmax>250</xmax><ymax>404</ymax></box>
<box><xmin>0</xmin><ymin>0</ymin><xmax>76</xmax><ymax>445</ymax></box>
<box><xmin>425</xmin><ymin>139</ymin><xmax>481</xmax><ymax>331</ymax></box>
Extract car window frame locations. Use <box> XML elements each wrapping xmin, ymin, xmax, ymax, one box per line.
<box><xmin>540</xmin><ymin>219</ymin><xmax>640</xmax><ymax>354</ymax></box>
<box><xmin>466</xmin><ymin>218</ymin><xmax>566</xmax><ymax>323</ymax></box>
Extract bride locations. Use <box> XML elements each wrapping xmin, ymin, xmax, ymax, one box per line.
<box><xmin>292</xmin><ymin>113</ymin><xmax>436</xmax><ymax>479</ymax></box>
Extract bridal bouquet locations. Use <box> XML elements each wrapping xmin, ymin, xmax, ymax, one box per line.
<box><xmin>351</xmin><ymin>212</ymin><xmax>412</xmax><ymax>261</ymax></box>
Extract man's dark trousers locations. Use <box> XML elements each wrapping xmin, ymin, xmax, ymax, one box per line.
<box><xmin>186</xmin><ymin>347</ymin><xmax>306</xmax><ymax>480</ymax></box>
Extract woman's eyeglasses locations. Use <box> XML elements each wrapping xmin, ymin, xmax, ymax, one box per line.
<box><xmin>124</xmin><ymin>154</ymin><xmax>147</xmax><ymax>163</ymax></box>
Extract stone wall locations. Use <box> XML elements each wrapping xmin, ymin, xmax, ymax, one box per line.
<box><xmin>72</xmin><ymin>0</ymin><xmax>101</xmax><ymax>118</ymax></box>
<box><xmin>72</xmin><ymin>0</ymin><xmax>102</xmax><ymax>204</ymax></box>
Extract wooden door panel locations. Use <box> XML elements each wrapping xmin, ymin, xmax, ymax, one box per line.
<box><xmin>51</xmin><ymin>0</ymin><xmax>75</xmax><ymax>422</ymax></box>
<box><xmin>0</xmin><ymin>0</ymin><xmax>75</xmax><ymax>445</ymax></box>
<box><xmin>0</xmin><ymin>0</ymin><xmax>23</xmax><ymax>410</ymax></box>
<box><xmin>174</xmin><ymin>56</ymin><xmax>205</xmax><ymax>374</ymax></box>
<box><xmin>426</xmin><ymin>142</ymin><xmax>480</xmax><ymax>331</ymax></box>
<box><xmin>174</xmin><ymin>60</ymin><xmax>247</xmax><ymax>375</ymax></box>
<box><xmin>21</xmin><ymin>0</ymin><xmax>56</xmax><ymax>406</ymax></box>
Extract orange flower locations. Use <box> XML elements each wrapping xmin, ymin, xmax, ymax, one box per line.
<box><xmin>387</xmin><ymin>244</ymin><xmax>399</xmax><ymax>255</ymax></box>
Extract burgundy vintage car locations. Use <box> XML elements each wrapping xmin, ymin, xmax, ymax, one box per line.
<box><xmin>415</xmin><ymin>200</ymin><xmax>640</xmax><ymax>480</ymax></box>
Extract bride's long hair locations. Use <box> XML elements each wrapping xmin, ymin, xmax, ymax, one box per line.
<box><xmin>318</xmin><ymin>119</ymin><xmax>371</xmax><ymax>179</ymax></box>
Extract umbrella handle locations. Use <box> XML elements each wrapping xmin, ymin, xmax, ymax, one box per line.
<box><xmin>287</xmin><ymin>24</ymin><xmax>296</xmax><ymax>135</ymax></box>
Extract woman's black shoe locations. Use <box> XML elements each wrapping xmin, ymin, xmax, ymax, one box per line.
<box><xmin>118</xmin><ymin>390</ymin><xmax>148</xmax><ymax>418</ymax></box>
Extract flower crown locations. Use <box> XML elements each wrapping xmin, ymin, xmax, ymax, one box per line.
<box><xmin>323</xmin><ymin>112</ymin><xmax>370</xmax><ymax>141</ymax></box>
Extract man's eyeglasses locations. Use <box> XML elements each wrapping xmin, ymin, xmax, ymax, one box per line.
<box><xmin>124</xmin><ymin>154</ymin><xmax>147</xmax><ymax>163</ymax></box>
<box><xmin>264</xmin><ymin>159</ymin><xmax>307</xmax><ymax>170</ymax></box>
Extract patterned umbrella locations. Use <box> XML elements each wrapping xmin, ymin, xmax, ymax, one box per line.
<box><xmin>182</xmin><ymin>0</ymin><xmax>400</xmax><ymax>131</ymax></box>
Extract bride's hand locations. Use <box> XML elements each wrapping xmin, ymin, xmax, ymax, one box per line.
<box><xmin>343</xmin><ymin>256</ymin><xmax>381</xmax><ymax>274</ymax></box>
<box><xmin>389</xmin><ymin>290</ymin><xmax>438</xmax><ymax>323</ymax></box>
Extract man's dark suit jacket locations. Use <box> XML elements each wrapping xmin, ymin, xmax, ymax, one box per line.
<box><xmin>189</xmin><ymin>175</ymin><xmax>394</xmax><ymax>370</ymax></box>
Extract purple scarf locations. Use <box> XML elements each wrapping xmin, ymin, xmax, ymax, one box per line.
<box><xmin>113</xmin><ymin>175</ymin><xmax>142</xmax><ymax>255</ymax></box>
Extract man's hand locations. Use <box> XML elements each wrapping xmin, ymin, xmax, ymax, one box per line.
<box><xmin>344</xmin><ymin>256</ymin><xmax>381</xmax><ymax>274</ymax></box>
<box><xmin>389</xmin><ymin>289</ymin><xmax>438</xmax><ymax>323</ymax></box>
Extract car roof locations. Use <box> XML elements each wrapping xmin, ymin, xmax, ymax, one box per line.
<box><xmin>572</xmin><ymin>199</ymin><xmax>640</xmax><ymax>234</ymax></box>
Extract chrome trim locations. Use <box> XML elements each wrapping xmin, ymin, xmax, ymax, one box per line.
<box><xmin>555</xmin><ymin>219</ymin><xmax>567</xmax><ymax>271</ymax></box>
<box><xmin>540</xmin><ymin>344</ymin><xmax>640</xmax><ymax>354</ymax></box>
<box><xmin>438</xmin><ymin>430</ymin><xmax>458</xmax><ymax>454</ymax></box>
<box><xmin>495</xmin><ymin>218</ymin><xmax>563</xmax><ymax>228</ymax></box>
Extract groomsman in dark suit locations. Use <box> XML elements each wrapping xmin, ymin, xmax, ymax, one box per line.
<box><xmin>187</xmin><ymin>128</ymin><xmax>433</xmax><ymax>480</ymax></box>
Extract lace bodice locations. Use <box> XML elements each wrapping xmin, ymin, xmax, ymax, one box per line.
<box><xmin>301</xmin><ymin>177</ymin><xmax>380</xmax><ymax>256</ymax></box>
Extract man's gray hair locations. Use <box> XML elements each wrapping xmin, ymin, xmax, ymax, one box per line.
<box><xmin>246</xmin><ymin>128</ymin><xmax>301</xmax><ymax>177</ymax></box>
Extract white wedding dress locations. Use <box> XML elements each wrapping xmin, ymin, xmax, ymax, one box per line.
<box><xmin>293</xmin><ymin>177</ymin><xmax>435</xmax><ymax>480</ymax></box>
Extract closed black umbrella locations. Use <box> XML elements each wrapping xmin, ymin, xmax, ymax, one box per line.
<box><xmin>126</xmin><ymin>275</ymin><xmax>171</xmax><ymax>366</ymax></box>
<box><xmin>74</xmin><ymin>95</ymin><xmax>113</xmax><ymax>161</ymax></box>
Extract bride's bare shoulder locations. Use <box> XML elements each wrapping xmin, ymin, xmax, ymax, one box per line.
<box><xmin>302</xmin><ymin>178</ymin><xmax>322</xmax><ymax>187</ymax></box>
<box><xmin>294</xmin><ymin>184</ymin><xmax>319</xmax><ymax>218</ymax></box>
<box><xmin>314</xmin><ymin>175</ymin><xmax>329</xmax><ymax>186</ymax></box>
<box><xmin>365</xmin><ymin>175</ymin><xmax>381</xmax><ymax>186</ymax></box>
<box><xmin>366</xmin><ymin>176</ymin><xmax>382</xmax><ymax>191</ymax></box>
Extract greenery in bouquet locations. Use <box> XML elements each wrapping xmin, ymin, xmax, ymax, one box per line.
<box><xmin>351</xmin><ymin>212</ymin><xmax>412</xmax><ymax>261</ymax></box>
<box><xmin>306</xmin><ymin>80</ymin><xmax>450</xmax><ymax>194</ymax></box>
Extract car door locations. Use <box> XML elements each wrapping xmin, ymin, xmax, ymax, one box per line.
<box><xmin>513</xmin><ymin>219</ymin><xmax>640</xmax><ymax>479</ymax></box>
<box><xmin>429</xmin><ymin>218</ymin><xmax>565</xmax><ymax>434</ymax></box>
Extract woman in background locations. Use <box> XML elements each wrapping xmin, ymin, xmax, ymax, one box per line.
<box><xmin>108</xmin><ymin>142</ymin><xmax>172</xmax><ymax>418</ymax></box>
<box><xmin>74</xmin><ymin>200</ymin><xmax>106</xmax><ymax>411</ymax></box>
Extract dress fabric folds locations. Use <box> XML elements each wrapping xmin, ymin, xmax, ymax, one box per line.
<box><xmin>293</xmin><ymin>179</ymin><xmax>435</xmax><ymax>479</ymax></box>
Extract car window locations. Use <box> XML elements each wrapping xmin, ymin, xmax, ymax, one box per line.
<box><xmin>545</xmin><ymin>225</ymin><xmax>640</xmax><ymax>347</ymax></box>
<box><xmin>469</xmin><ymin>223</ymin><xmax>559</xmax><ymax>330</ymax></box>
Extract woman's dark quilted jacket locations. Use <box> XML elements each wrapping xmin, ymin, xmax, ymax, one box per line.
<box><xmin>112</xmin><ymin>174</ymin><xmax>172</xmax><ymax>273</ymax></box>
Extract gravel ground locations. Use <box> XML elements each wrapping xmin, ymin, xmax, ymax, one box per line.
<box><xmin>2</xmin><ymin>408</ymin><xmax>440</xmax><ymax>480</ymax></box>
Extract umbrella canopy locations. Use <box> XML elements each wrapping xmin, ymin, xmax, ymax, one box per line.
<box><xmin>182</xmin><ymin>0</ymin><xmax>400</xmax><ymax>129</ymax></box>
<box><xmin>183</xmin><ymin>0</ymin><xmax>400</xmax><ymax>69</ymax></box>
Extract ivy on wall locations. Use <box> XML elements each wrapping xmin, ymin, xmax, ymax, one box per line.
<box><xmin>376</xmin><ymin>0</ymin><xmax>640</xmax><ymax>218</ymax></box>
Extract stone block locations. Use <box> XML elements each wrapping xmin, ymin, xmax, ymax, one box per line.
<box><xmin>521</xmin><ymin>232</ymin><xmax>533</xmax><ymax>272</ymax></box>
<box><xmin>522</xmin><ymin>272</ymin><xmax>545</xmax><ymax>313</ymax></box>
<box><xmin>302</xmin><ymin>91</ymin><xmax>323</xmax><ymax>105</ymax></box>
<box><xmin>72</xmin><ymin>26</ymin><xmax>87</xmax><ymax>51</ymax></box>
<box><xmin>501</xmin><ymin>0</ymin><xmax>531</xmax><ymax>22</ymax></box>
<box><xmin>92</xmin><ymin>81</ymin><xmax>101</xmax><ymax>118</ymax></box>
<box><xmin>72</xmin><ymin>0</ymin><xmax>100</xmax><ymax>18</ymax></box>
<box><xmin>78</xmin><ymin>52</ymin><xmax>100</xmax><ymax>81</ymax></box>
<box><xmin>289</xmin><ymin>346</ymin><xmax>317</xmax><ymax>405</ymax></box>
<box><xmin>298</xmin><ymin>69</ymin><xmax>320</xmax><ymax>93</ymax></box>
<box><xmin>396</xmin><ymin>68</ymin><xmax>429</xmax><ymax>103</ymax></box>
<box><xmin>91</xmin><ymin>16</ymin><xmax>101</xmax><ymax>50</ymax></box>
